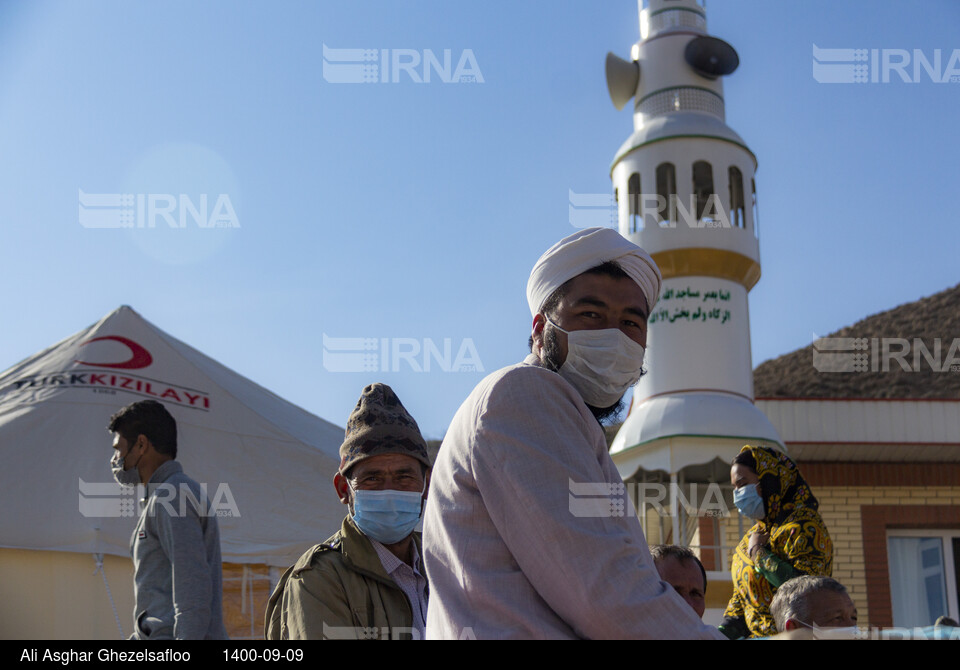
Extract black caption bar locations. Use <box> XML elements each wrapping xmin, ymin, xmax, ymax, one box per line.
<box><xmin>10</xmin><ymin>642</ymin><xmax>315</xmax><ymax>665</ymax></box>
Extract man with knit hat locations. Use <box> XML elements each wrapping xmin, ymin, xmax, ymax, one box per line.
<box><xmin>422</xmin><ymin>227</ymin><xmax>725</xmax><ymax>639</ymax></box>
<box><xmin>265</xmin><ymin>383</ymin><xmax>431</xmax><ymax>640</ymax></box>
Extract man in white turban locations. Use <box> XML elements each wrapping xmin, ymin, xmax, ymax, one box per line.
<box><xmin>422</xmin><ymin>228</ymin><xmax>724</xmax><ymax>640</ymax></box>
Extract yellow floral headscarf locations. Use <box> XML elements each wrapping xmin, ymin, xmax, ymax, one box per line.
<box><xmin>738</xmin><ymin>444</ymin><xmax>818</xmax><ymax>525</ymax></box>
<box><xmin>723</xmin><ymin>445</ymin><xmax>833</xmax><ymax>637</ymax></box>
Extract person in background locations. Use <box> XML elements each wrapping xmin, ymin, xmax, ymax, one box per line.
<box><xmin>109</xmin><ymin>399</ymin><xmax>228</xmax><ymax>640</ymax></box>
<box><xmin>651</xmin><ymin>544</ymin><xmax>707</xmax><ymax>619</ymax></box>
<box><xmin>265</xmin><ymin>383</ymin><xmax>431</xmax><ymax>640</ymax></box>
<box><xmin>769</xmin><ymin>575</ymin><xmax>857</xmax><ymax>636</ymax></box>
<box><xmin>719</xmin><ymin>444</ymin><xmax>833</xmax><ymax>638</ymax></box>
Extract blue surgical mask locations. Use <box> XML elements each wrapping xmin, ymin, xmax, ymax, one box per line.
<box><xmin>350</xmin><ymin>485</ymin><xmax>424</xmax><ymax>545</ymax></box>
<box><xmin>733</xmin><ymin>485</ymin><xmax>765</xmax><ymax>520</ymax></box>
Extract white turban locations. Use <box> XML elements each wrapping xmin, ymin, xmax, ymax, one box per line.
<box><xmin>526</xmin><ymin>227</ymin><xmax>662</xmax><ymax>317</ymax></box>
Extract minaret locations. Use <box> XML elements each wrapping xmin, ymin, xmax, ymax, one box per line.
<box><xmin>606</xmin><ymin>1</ymin><xmax>783</xmax><ymax>558</ymax></box>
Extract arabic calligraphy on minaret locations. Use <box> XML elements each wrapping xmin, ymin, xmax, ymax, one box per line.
<box><xmin>607</xmin><ymin>0</ymin><xmax>784</xmax><ymax>466</ymax></box>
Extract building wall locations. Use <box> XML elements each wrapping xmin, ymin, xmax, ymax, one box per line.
<box><xmin>799</xmin><ymin>462</ymin><xmax>960</xmax><ymax>629</ymax></box>
<box><xmin>677</xmin><ymin>462</ymin><xmax>960</xmax><ymax>630</ymax></box>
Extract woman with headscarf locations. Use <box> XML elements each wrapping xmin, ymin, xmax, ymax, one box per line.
<box><xmin>718</xmin><ymin>444</ymin><xmax>833</xmax><ymax>639</ymax></box>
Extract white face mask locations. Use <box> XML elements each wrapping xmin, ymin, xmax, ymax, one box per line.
<box><xmin>795</xmin><ymin>621</ymin><xmax>860</xmax><ymax>639</ymax></box>
<box><xmin>547</xmin><ymin>319</ymin><xmax>645</xmax><ymax>407</ymax></box>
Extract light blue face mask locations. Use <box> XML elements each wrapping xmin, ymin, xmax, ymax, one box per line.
<box><xmin>350</xmin><ymin>485</ymin><xmax>424</xmax><ymax>545</ymax></box>
<box><xmin>733</xmin><ymin>485</ymin><xmax>765</xmax><ymax>520</ymax></box>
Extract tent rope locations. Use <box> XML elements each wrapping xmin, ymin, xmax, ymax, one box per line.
<box><xmin>92</xmin><ymin>553</ymin><xmax>125</xmax><ymax>640</ymax></box>
<box><xmin>242</xmin><ymin>564</ymin><xmax>255</xmax><ymax>638</ymax></box>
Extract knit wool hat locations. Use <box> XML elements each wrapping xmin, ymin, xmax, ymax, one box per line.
<box><xmin>338</xmin><ymin>383</ymin><xmax>431</xmax><ymax>475</ymax></box>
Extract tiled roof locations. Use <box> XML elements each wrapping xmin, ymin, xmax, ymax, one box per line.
<box><xmin>754</xmin><ymin>283</ymin><xmax>960</xmax><ymax>399</ymax></box>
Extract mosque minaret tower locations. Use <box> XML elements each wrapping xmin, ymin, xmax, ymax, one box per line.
<box><xmin>606</xmin><ymin>0</ymin><xmax>783</xmax><ymax>563</ymax></box>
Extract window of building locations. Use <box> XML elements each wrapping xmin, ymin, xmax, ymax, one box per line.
<box><xmin>751</xmin><ymin>178</ymin><xmax>759</xmax><ymax>238</ymax></box>
<box><xmin>692</xmin><ymin>160</ymin><xmax>714</xmax><ymax>222</ymax></box>
<box><xmin>887</xmin><ymin>530</ymin><xmax>960</xmax><ymax>628</ymax></box>
<box><xmin>728</xmin><ymin>166</ymin><xmax>745</xmax><ymax>228</ymax></box>
<box><xmin>628</xmin><ymin>173</ymin><xmax>641</xmax><ymax>233</ymax></box>
<box><xmin>656</xmin><ymin>162</ymin><xmax>676</xmax><ymax>226</ymax></box>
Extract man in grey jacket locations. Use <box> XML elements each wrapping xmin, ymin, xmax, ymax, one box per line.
<box><xmin>109</xmin><ymin>399</ymin><xmax>228</xmax><ymax>640</ymax></box>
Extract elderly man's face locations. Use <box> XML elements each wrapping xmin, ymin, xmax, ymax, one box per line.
<box><xmin>532</xmin><ymin>272</ymin><xmax>650</xmax><ymax>366</ymax></box>
<box><xmin>334</xmin><ymin>453</ymin><xmax>427</xmax><ymax>508</ymax></box>
<box><xmin>656</xmin><ymin>556</ymin><xmax>706</xmax><ymax>619</ymax></box>
<box><xmin>790</xmin><ymin>589</ymin><xmax>858</xmax><ymax>630</ymax></box>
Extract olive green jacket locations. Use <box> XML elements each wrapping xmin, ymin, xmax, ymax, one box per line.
<box><xmin>264</xmin><ymin>516</ymin><xmax>424</xmax><ymax>640</ymax></box>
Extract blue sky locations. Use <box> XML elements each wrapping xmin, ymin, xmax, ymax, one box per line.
<box><xmin>1</xmin><ymin>0</ymin><xmax>958</xmax><ymax>438</ymax></box>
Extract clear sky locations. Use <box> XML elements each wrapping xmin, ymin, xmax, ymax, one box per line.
<box><xmin>1</xmin><ymin>0</ymin><xmax>958</xmax><ymax>438</ymax></box>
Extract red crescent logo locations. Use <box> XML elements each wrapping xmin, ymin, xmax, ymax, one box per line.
<box><xmin>76</xmin><ymin>336</ymin><xmax>153</xmax><ymax>370</ymax></box>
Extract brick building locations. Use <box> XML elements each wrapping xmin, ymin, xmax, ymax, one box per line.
<box><xmin>614</xmin><ymin>284</ymin><xmax>960</xmax><ymax>628</ymax></box>
<box><xmin>751</xmin><ymin>282</ymin><xmax>960</xmax><ymax>628</ymax></box>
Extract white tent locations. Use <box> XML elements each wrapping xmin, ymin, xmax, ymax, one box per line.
<box><xmin>0</xmin><ymin>306</ymin><xmax>346</xmax><ymax>639</ymax></box>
